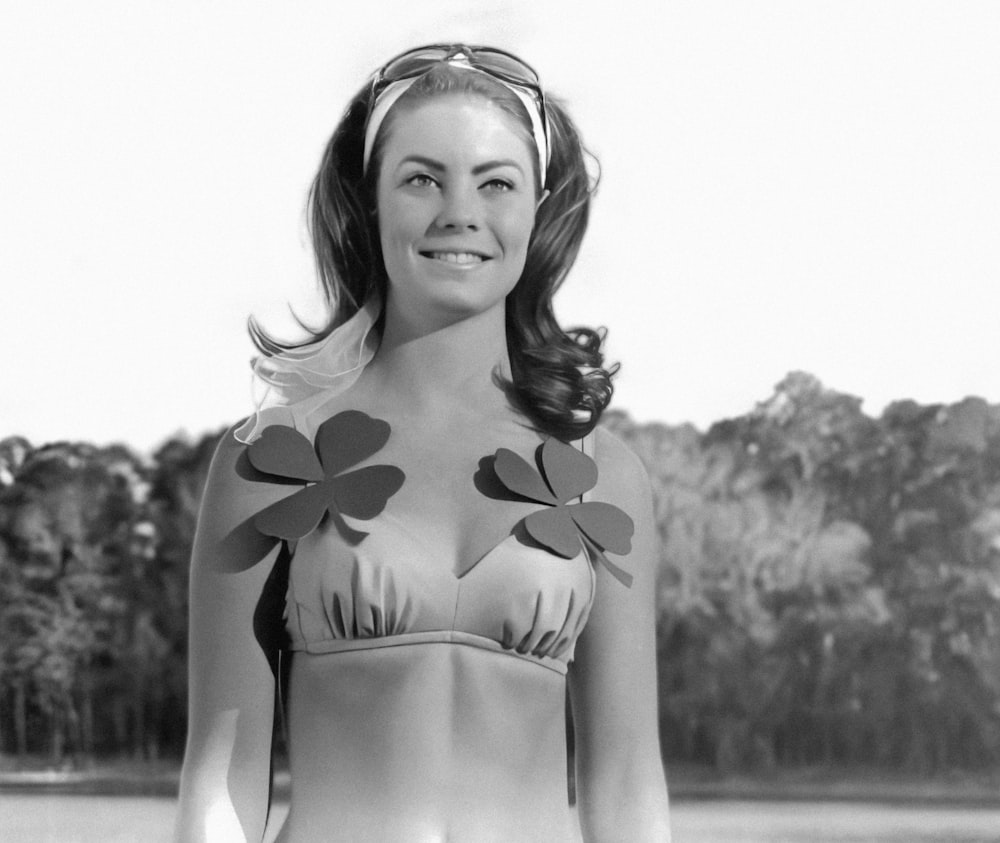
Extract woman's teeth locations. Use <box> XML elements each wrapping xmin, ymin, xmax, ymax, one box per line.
<box><xmin>426</xmin><ymin>252</ymin><xmax>485</xmax><ymax>264</ymax></box>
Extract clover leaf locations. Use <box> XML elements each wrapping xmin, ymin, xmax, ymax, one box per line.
<box><xmin>246</xmin><ymin>410</ymin><xmax>405</xmax><ymax>543</ymax></box>
<box><xmin>493</xmin><ymin>438</ymin><xmax>634</xmax><ymax>587</ymax></box>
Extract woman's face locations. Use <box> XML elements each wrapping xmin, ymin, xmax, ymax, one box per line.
<box><xmin>375</xmin><ymin>95</ymin><xmax>541</xmax><ymax>327</ymax></box>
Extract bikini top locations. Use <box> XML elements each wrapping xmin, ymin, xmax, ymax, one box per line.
<box><xmin>243</xmin><ymin>410</ymin><xmax>634</xmax><ymax>675</ymax></box>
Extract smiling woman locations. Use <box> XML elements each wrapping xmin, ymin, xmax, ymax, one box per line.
<box><xmin>173</xmin><ymin>44</ymin><xmax>670</xmax><ymax>843</ymax></box>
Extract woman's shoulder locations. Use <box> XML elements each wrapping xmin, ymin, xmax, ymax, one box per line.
<box><xmin>591</xmin><ymin>425</ymin><xmax>652</xmax><ymax>507</ymax></box>
<box><xmin>206</xmin><ymin>419</ymin><xmax>254</xmax><ymax>483</ymax></box>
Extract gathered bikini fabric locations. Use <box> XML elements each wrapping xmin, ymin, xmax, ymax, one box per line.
<box><xmin>283</xmin><ymin>447</ymin><xmax>597</xmax><ymax>676</ymax></box>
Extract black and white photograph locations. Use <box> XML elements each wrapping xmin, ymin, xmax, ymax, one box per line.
<box><xmin>2</xmin><ymin>2</ymin><xmax>999</xmax><ymax>841</ymax></box>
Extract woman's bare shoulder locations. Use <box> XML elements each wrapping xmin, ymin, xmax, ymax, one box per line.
<box><xmin>202</xmin><ymin>422</ymin><xmax>267</xmax><ymax>514</ymax></box>
<box><xmin>592</xmin><ymin>425</ymin><xmax>652</xmax><ymax>508</ymax></box>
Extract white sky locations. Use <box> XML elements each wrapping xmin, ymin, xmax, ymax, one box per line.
<box><xmin>2</xmin><ymin>1</ymin><xmax>998</xmax><ymax>452</ymax></box>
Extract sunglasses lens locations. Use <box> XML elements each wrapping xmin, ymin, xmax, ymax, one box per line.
<box><xmin>381</xmin><ymin>49</ymin><xmax>450</xmax><ymax>81</ymax></box>
<box><xmin>470</xmin><ymin>50</ymin><xmax>539</xmax><ymax>85</ymax></box>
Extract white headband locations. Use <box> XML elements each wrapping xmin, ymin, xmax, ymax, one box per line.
<box><xmin>361</xmin><ymin>58</ymin><xmax>550</xmax><ymax>188</ymax></box>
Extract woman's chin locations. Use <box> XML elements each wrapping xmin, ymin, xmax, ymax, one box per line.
<box><xmin>389</xmin><ymin>281</ymin><xmax>511</xmax><ymax>325</ymax></box>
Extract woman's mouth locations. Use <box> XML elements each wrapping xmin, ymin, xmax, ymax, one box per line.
<box><xmin>420</xmin><ymin>251</ymin><xmax>489</xmax><ymax>265</ymax></box>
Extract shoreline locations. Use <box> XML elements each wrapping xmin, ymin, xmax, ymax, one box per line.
<box><xmin>2</xmin><ymin>762</ymin><xmax>999</xmax><ymax>807</ymax></box>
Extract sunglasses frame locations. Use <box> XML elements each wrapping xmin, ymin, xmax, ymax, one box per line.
<box><xmin>366</xmin><ymin>44</ymin><xmax>550</xmax><ymax>167</ymax></box>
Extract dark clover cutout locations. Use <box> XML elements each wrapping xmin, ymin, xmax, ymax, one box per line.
<box><xmin>493</xmin><ymin>438</ymin><xmax>635</xmax><ymax>587</ymax></box>
<box><xmin>246</xmin><ymin>410</ymin><xmax>405</xmax><ymax>543</ymax></box>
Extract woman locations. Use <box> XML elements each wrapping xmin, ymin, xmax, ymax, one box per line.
<box><xmin>174</xmin><ymin>45</ymin><xmax>670</xmax><ymax>842</ymax></box>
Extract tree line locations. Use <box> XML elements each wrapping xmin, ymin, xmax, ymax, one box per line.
<box><xmin>607</xmin><ymin>373</ymin><xmax>1000</xmax><ymax>773</ymax></box>
<box><xmin>2</xmin><ymin>371</ymin><xmax>999</xmax><ymax>773</ymax></box>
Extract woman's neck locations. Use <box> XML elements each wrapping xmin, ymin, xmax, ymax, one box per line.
<box><xmin>362</xmin><ymin>300</ymin><xmax>512</xmax><ymax>416</ymax></box>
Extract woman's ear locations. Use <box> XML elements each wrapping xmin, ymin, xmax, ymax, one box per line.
<box><xmin>536</xmin><ymin>189</ymin><xmax>551</xmax><ymax>211</ymax></box>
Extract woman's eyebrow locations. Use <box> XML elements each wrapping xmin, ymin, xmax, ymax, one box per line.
<box><xmin>398</xmin><ymin>154</ymin><xmax>446</xmax><ymax>171</ymax></box>
<box><xmin>472</xmin><ymin>159</ymin><xmax>525</xmax><ymax>176</ymax></box>
<box><xmin>396</xmin><ymin>155</ymin><xmax>524</xmax><ymax>176</ymax></box>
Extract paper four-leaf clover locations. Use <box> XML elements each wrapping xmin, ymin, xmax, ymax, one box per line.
<box><xmin>246</xmin><ymin>410</ymin><xmax>405</xmax><ymax>543</ymax></box>
<box><xmin>493</xmin><ymin>438</ymin><xmax>634</xmax><ymax>587</ymax></box>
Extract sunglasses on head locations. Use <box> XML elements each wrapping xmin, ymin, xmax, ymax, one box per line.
<box><xmin>372</xmin><ymin>44</ymin><xmax>543</xmax><ymax>98</ymax></box>
<box><xmin>363</xmin><ymin>44</ymin><xmax>551</xmax><ymax>186</ymax></box>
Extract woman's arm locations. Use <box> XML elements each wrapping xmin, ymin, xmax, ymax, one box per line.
<box><xmin>569</xmin><ymin>427</ymin><xmax>671</xmax><ymax>843</ymax></box>
<box><xmin>173</xmin><ymin>427</ymin><xmax>288</xmax><ymax>843</ymax></box>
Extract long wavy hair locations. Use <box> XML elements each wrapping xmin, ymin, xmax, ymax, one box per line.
<box><xmin>251</xmin><ymin>60</ymin><xmax>617</xmax><ymax>440</ymax></box>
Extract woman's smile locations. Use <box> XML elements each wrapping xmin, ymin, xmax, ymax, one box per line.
<box><xmin>420</xmin><ymin>249</ymin><xmax>491</xmax><ymax>267</ymax></box>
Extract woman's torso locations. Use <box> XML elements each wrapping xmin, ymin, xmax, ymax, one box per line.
<box><xmin>271</xmin><ymin>395</ymin><xmax>594</xmax><ymax>842</ymax></box>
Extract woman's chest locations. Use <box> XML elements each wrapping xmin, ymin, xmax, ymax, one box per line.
<box><xmin>316</xmin><ymin>415</ymin><xmax>558</xmax><ymax>566</ymax></box>
<box><xmin>284</xmin><ymin>437</ymin><xmax>596</xmax><ymax>662</ymax></box>
<box><xmin>247</xmin><ymin>408</ymin><xmax>617</xmax><ymax>661</ymax></box>
<box><xmin>288</xmin><ymin>509</ymin><xmax>595</xmax><ymax>662</ymax></box>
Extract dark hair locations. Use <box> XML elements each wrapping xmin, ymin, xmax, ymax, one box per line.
<box><xmin>251</xmin><ymin>59</ymin><xmax>617</xmax><ymax>440</ymax></box>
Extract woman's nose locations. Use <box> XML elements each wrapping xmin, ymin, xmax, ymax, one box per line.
<box><xmin>433</xmin><ymin>187</ymin><xmax>480</xmax><ymax>231</ymax></box>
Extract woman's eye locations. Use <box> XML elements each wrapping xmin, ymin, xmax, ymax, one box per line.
<box><xmin>482</xmin><ymin>178</ymin><xmax>514</xmax><ymax>192</ymax></box>
<box><xmin>406</xmin><ymin>174</ymin><xmax>437</xmax><ymax>188</ymax></box>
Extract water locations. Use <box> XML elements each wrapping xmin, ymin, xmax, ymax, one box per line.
<box><xmin>2</xmin><ymin>794</ymin><xmax>1000</xmax><ymax>842</ymax></box>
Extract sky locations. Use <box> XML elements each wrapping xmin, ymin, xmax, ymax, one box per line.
<box><xmin>2</xmin><ymin>1</ymin><xmax>998</xmax><ymax>452</ymax></box>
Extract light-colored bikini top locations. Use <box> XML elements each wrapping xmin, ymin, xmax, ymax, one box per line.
<box><xmin>287</xmin><ymin>489</ymin><xmax>593</xmax><ymax>672</ymax></box>
<box><xmin>242</xmin><ymin>410</ymin><xmax>634</xmax><ymax>676</ymax></box>
<box><xmin>291</xmin><ymin>429</ymin><xmax>592</xmax><ymax>674</ymax></box>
